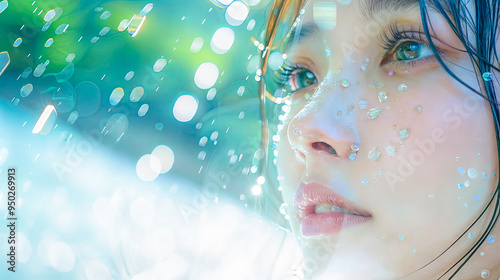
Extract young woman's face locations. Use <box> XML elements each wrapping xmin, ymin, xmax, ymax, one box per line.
<box><xmin>275</xmin><ymin>0</ymin><xmax>500</xmax><ymax>279</ymax></box>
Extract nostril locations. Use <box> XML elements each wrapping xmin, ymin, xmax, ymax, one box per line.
<box><xmin>312</xmin><ymin>142</ymin><xmax>337</xmax><ymax>155</ymax></box>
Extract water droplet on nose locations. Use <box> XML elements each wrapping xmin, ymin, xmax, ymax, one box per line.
<box><xmin>378</xmin><ymin>91</ymin><xmax>388</xmax><ymax>103</ymax></box>
<box><xmin>386</xmin><ymin>145</ymin><xmax>396</xmax><ymax>157</ymax></box>
<box><xmin>468</xmin><ymin>168</ymin><xmax>478</xmax><ymax>179</ymax></box>
<box><xmin>351</xmin><ymin>144</ymin><xmax>359</xmax><ymax>152</ymax></box>
<box><xmin>341</xmin><ymin>79</ymin><xmax>351</xmax><ymax>88</ymax></box>
<box><xmin>368</xmin><ymin>148</ymin><xmax>381</xmax><ymax>161</ymax></box>
<box><xmin>367</xmin><ymin>108</ymin><xmax>382</xmax><ymax>119</ymax></box>
<box><xmin>399</xmin><ymin>129</ymin><xmax>410</xmax><ymax>140</ymax></box>
<box><xmin>414</xmin><ymin>105</ymin><xmax>423</xmax><ymax>114</ymax></box>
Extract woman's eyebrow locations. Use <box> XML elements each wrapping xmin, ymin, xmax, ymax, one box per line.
<box><xmin>361</xmin><ymin>0</ymin><xmax>441</xmax><ymax>20</ymax></box>
<box><xmin>285</xmin><ymin>22</ymin><xmax>321</xmax><ymax>48</ymax></box>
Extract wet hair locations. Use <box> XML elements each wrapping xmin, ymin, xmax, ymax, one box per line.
<box><xmin>259</xmin><ymin>0</ymin><xmax>500</xmax><ymax>278</ymax></box>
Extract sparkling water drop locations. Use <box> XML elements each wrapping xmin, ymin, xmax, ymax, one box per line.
<box><xmin>399</xmin><ymin>129</ymin><xmax>410</xmax><ymax>140</ymax></box>
<box><xmin>378</xmin><ymin>91</ymin><xmax>388</xmax><ymax>102</ymax></box>
<box><xmin>386</xmin><ymin>145</ymin><xmax>396</xmax><ymax>157</ymax></box>
<box><xmin>398</xmin><ymin>84</ymin><xmax>408</xmax><ymax>92</ymax></box>
<box><xmin>368</xmin><ymin>148</ymin><xmax>381</xmax><ymax>161</ymax></box>
<box><xmin>341</xmin><ymin>79</ymin><xmax>351</xmax><ymax>88</ymax></box>
<box><xmin>367</xmin><ymin>108</ymin><xmax>382</xmax><ymax>119</ymax></box>
<box><xmin>482</xmin><ymin>72</ymin><xmax>493</xmax><ymax>82</ymax></box>
<box><xmin>468</xmin><ymin>168</ymin><xmax>478</xmax><ymax>179</ymax></box>
<box><xmin>481</xmin><ymin>269</ymin><xmax>490</xmax><ymax>278</ymax></box>
<box><xmin>458</xmin><ymin>167</ymin><xmax>465</xmax><ymax>175</ymax></box>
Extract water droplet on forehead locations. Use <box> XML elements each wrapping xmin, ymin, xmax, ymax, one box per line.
<box><xmin>367</xmin><ymin>108</ymin><xmax>382</xmax><ymax>119</ymax></box>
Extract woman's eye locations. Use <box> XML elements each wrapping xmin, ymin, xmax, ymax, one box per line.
<box><xmin>393</xmin><ymin>41</ymin><xmax>433</xmax><ymax>61</ymax></box>
<box><xmin>289</xmin><ymin>69</ymin><xmax>317</xmax><ymax>91</ymax></box>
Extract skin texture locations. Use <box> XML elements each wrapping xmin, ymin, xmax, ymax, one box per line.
<box><xmin>275</xmin><ymin>0</ymin><xmax>500</xmax><ymax>279</ymax></box>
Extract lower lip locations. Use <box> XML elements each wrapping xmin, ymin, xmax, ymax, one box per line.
<box><xmin>301</xmin><ymin>212</ymin><xmax>371</xmax><ymax>236</ymax></box>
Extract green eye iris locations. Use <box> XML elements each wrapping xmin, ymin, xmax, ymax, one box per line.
<box><xmin>395</xmin><ymin>41</ymin><xmax>423</xmax><ymax>61</ymax></box>
<box><xmin>290</xmin><ymin>69</ymin><xmax>317</xmax><ymax>91</ymax></box>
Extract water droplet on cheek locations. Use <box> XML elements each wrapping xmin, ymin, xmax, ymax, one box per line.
<box><xmin>368</xmin><ymin>148</ymin><xmax>381</xmax><ymax>161</ymax></box>
<box><xmin>367</xmin><ymin>108</ymin><xmax>382</xmax><ymax>119</ymax></box>
<box><xmin>398</xmin><ymin>84</ymin><xmax>408</xmax><ymax>92</ymax></box>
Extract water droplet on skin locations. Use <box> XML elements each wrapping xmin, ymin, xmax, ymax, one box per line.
<box><xmin>386</xmin><ymin>145</ymin><xmax>396</xmax><ymax>157</ymax></box>
<box><xmin>351</xmin><ymin>144</ymin><xmax>359</xmax><ymax>152</ymax></box>
<box><xmin>414</xmin><ymin>105</ymin><xmax>423</xmax><ymax>114</ymax></box>
<box><xmin>481</xmin><ymin>269</ymin><xmax>490</xmax><ymax>278</ymax></box>
<box><xmin>293</xmin><ymin>128</ymin><xmax>300</xmax><ymax>135</ymax></box>
<box><xmin>468</xmin><ymin>168</ymin><xmax>478</xmax><ymax>179</ymax></box>
<box><xmin>367</xmin><ymin>108</ymin><xmax>382</xmax><ymax>119</ymax></box>
<box><xmin>458</xmin><ymin>183</ymin><xmax>464</xmax><ymax>189</ymax></box>
<box><xmin>482</xmin><ymin>72</ymin><xmax>493</xmax><ymax>82</ymax></box>
<box><xmin>488</xmin><ymin>236</ymin><xmax>494</xmax><ymax>243</ymax></box>
<box><xmin>399</xmin><ymin>129</ymin><xmax>410</xmax><ymax>140</ymax></box>
<box><xmin>361</xmin><ymin>179</ymin><xmax>369</xmax><ymax>185</ymax></box>
<box><xmin>468</xmin><ymin>232</ymin><xmax>473</xmax><ymax>238</ymax></box>
<box><xmin>378</xmin><ymin>91</ymin><xmax>388</xmax><ymax>102</ymax></box>
<box><xmin>368</xmin><ymin>148</ymin><xmax>381</xmax><ymax>161</ymax></box>
<box><xmin>348</xmin><ymin>153</ymin><xmax>357</xmax><ymax>161</ymax></box>
<box><xmin>458</xmin><ymin>167</ymin><xmax>466</xmax><ymax>175</ymax></box>
<box><xmin>464</xmin><ymin>180</ymin><xmax>470</xmax><ymax>187</ymax></box>
<box><xmin>359</xmin><ymin>100</ymin><xmax>369</xmax><ymax>109</ymax></box>
<box><xmin>341</xmin><ymin>79</ymin><xmax>351</xmax><ymax>88</ymax></box>
<box><xmin>398</xmin><ymin>235</ymin><xmax>405</xmax><ymax>241</ymax></box>
<box><xmin>398</xmin><ymin>84</ymin><xmax>408</xmax><ymax>92</ymax></box>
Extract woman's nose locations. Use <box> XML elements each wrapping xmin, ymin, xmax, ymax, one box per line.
<box><xmin>286</xmin><ymin>85</ymin><xmax>357</xmax><ymax>162</ymax></box>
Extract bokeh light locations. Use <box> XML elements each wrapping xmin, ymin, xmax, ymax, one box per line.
<box><xmin>210</xmin><ymin>27</ymin><xmax>235</xmax><ymax>54</ymax></box>
<box><xmin>194</xmin><ymin>62</ymin><xmax>219</xmax><ymax>89</ymax></box>
<box><xmin>173</xmin><ymin>94</ymin><xmax>198</xmax><ymax>122</ymax></box>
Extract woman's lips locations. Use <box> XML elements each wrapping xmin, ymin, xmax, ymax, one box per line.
<box><xmin>294</xmin><ymin>182</ymin><xmax>372</xmax><ymax>236</ymax></box>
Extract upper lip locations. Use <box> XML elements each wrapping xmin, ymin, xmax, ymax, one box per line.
<box><xmin>294</xmin><ymin>181</ymin><xmax>372</xmax><ymax>220</ymax></box>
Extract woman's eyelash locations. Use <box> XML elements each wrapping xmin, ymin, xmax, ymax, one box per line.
<box><xmin>380</xmin><ymin>23</ymin><xmax>427</xmax><ymax>53</ymax></box>
<box><xmin>275</xmin><ymin>62</ymin><xmax>297</xmax><ymax>87</ymax></box>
